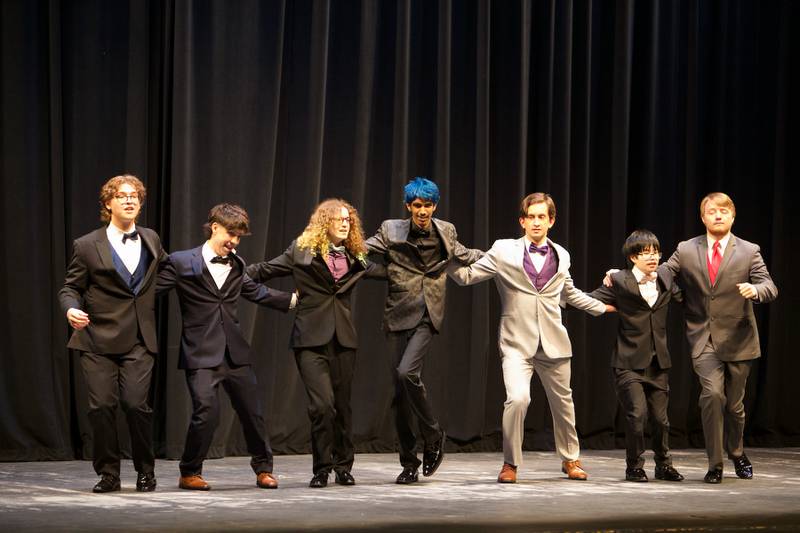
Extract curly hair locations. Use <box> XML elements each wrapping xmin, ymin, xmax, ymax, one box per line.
<box><xmin>99</xmin><ymin>174</ymin><xmax>146</xmax><ymax>222</ymax></box>
<box><xmin>296</xmin><ymin>199</ymin><xmax>367</xmax><ymax>259</ymax></box>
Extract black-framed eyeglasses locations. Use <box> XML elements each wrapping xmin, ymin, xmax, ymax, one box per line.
<box><xmin>114</xmin><ymin>193</ymin><xmax>139</xmax><ymax>202</ymax></box>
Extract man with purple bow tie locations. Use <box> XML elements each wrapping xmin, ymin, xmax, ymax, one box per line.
<box><xmin>448</xmin><ymin>193</ymin><xmax>612</xmax><ymax>484</ymax></box>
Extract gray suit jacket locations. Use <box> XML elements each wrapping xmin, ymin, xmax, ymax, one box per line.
<box><xmin>366</xmin><ymin>218</ymin><xmax>483</xmax><ymax>332</ymax></box>
<box><xmin>448</xmin><ymin>237</ymin><xmax>606</xmax><ymax>360</ymax></box>
<box><xmin>662</xmin><ymin>233</ymin><xmax>777</xmax><ymax>361</ymax></box>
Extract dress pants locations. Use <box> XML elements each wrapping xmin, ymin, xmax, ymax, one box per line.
<box><xmin>180</xmin><ymin>351</ymin><xmax>273</xmax><ymax>476</ymax></box>
<box><xmin>501</xmin><ymin>345</ymin><xmax>580</xmax><ymax>467</ymax></box>
<box><xmin>80</xmin><ymin>343</ymin><xmax>155</xmax><ymax>478</ymax></box>
<box><xmin>294</xmin><ymin>339</ymin><xmax>356</xmax><ymax>476</ymax></box>
<box><xmin>387</xmin><ymin>316</ymin><xmax>442</xmax><ymax>469</ymax></box>
<box><xmin>692</xmin><ymin>346</ymin><xmax>752</xmax><ymax>469</ymax></box>
<box><xmin>613</xmin><ymin>359</ymin><xmax>672</xmax><ymax>470</ymax></box>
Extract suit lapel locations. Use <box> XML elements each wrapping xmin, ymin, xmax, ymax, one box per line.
<box><xmin>138</xmin><ymin>228</ymin><xmax>158</xmax><ymax>280</ymax></box>
<box><xmin>695</xmin><ymin>237</ymin><xmax>711</xmax><ymax>288</ymax></box>
<box><xmin>94</xmin><ymin>228</ymin><xmax>130</xmax><ymax>291</ymax></box>
<box><xmin>538</xmin><ymin>239</ymin><xmax>561</xmax><ymax>292</ymax></box>
<box><xmin>515</xmin><ymin>238</ymin><xmax>538</xmax><ymax>292</ymax></box>
<box><xmin>432</xmin><ymin>218</ymin><xmax>453</xmax><ymax>259</ymax></box>
<box><xmin>714</xmin><ymin>234</ymin><xmax>737</xmax><ymax>285</ymax></box>
<box><xmin>191</xmin><ymin>247</ymin><xmax>219</xmax><ymax>295</ymax></box>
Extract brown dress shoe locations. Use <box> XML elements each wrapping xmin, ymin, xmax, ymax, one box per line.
<box><xmin>179</xmin><ymin>475</ymin><xmax>210</xmax><ymax>490</ymax></box>
<box><xmin>256</xmin><ymin>472</ymin><xmax>278</xmax><ymax>489</ymax></box>
<box><xmin>561</xmin><ymin>460</ymin><xmax>588</xmax><ymax>480</ymax></box>
<box><xmin>497</xmin><ymin>463</ymin><xmax>518</xmax><ymax>483</ymax></box>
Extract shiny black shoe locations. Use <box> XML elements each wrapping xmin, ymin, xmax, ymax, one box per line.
<box><xmin>136</xmin><ymin>472</ymin><xmax>157</xmax><ymax>492</ymax></box>
<box><xmin>731</xmin><ymin>454</ymin><xmax>753</xmax><ymax>479</ymax></box>
<box><xmin>309</xmin><ymin>472</ymin><xmax>329</xmax><ymax>488</ymax></box>
<box><xmin>625</xmin><ymin>468</ymin><xmax>648</xmax><ymax>482</ymax></box>
<box><xmin>93</xmin><ymin>474</ymin><xmax>121</xmax><ymax>493</ymax></box>
<box><xmin>334</xmin><ymin>471</ymin><xmax>355</xmax><ymax>486</ymax></box>
<box><xmin>422</xmin><ymin>431</ymin><xmax>446</xmax><ymax>477</ymax></box>
<box><xmin>395</xmin><ymin>467</ymin><xmax>419</xmax><ymax>485</ymax></box>
<box><xmin>704</xmin><ymin>467</ymin><xmax>723</xmax><ymax>484</ymax></box>
<box><xmin>654</xmin><ymin>464</ymin><xmax>684</xmax><ymax>482</ymax></box>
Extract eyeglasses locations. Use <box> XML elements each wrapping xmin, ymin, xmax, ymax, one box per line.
<box><xmin>332</xmin><ymin>217</ymin><xmax>351</xmax><ymax>224</ymax></box>
<box><xmin>113</xmin><ymin>193</ymin><xmax>139</xmax><ymax>202</ymax></box>
<box><xmin>636</xmin><ymin>251</ymin><xmax>662</xmax><ymax>259</ymax></box>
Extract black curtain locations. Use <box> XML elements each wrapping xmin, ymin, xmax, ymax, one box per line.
<box><xmin>1</xmin><ymin>0</ymin><xmax>798</xmax><ymax>461</ymax></box>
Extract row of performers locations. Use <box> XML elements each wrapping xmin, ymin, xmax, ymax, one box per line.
<box><xmin>59</xmin><ymin>176</ymin><xmax>777</xmax><ymax>492</ymax></box>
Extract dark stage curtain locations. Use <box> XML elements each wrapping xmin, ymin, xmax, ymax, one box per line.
<box><xmin>1</xmin><ymin>0</ymin><xmax>798</xmax><ymax>462</ymax></box>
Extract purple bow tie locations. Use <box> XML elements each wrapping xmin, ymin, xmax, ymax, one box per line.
<box><xmin>529</xmin><ymin>242</ymin><xmax>549</xmax><ymax>255</ymax></box>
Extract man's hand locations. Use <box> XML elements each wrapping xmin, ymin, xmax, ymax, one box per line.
<box><xmin>602</xmin><ymin>269</ymin><xmax>620</xmax><ymax>287</ymax></box>
<box><xmin>66</xmin><ymin>308</ymin><xmax>90</xmax><ymax>330</ymax></box>
<box><xmin>736</xmin><ymin>283</ymin><xmax>758</xmax><ymax>300</ymax></box>
<box><xmin>605</xmin><ymin>304</ymin><xmax>617</xmax><ymax>313</ymax></box>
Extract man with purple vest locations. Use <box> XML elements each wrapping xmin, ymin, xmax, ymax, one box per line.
<box><xmin>448</xmin><ymin>193</ymin><xmax>612</xmax><ymax>483</ymax></box>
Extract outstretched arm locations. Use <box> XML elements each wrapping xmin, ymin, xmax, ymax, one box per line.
<box><xmin>245</xmin><ymin>245</ymin><xmax>295</xmax><ymax>282</ymax></box>
<box><xmin>447</xmin><ymin>243</ymin><xmax>498</xmax><ymax>286</ymax></box>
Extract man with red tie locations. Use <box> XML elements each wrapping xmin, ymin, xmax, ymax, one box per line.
<box><xmin>661</xmin><ymin>192</ymin><xmax>777</xmax><ymax>483</ymax></box>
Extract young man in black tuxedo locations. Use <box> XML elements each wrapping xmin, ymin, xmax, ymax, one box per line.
<box><xmin>591</xmin><ymin>230</ymin><xmax>684</xmax><ymax>483</ymax></box>
<box><xmin>59</xmin><ymin>174</ymin><xmax>166</xmax><ymax>493</ymax></box>
<box><xmin>247</xmin><ymin>199</ymin><xmax>384</xmax><ymax>488</ymax></box>
<box><xmin>157</xmin><ymin>203</ymin><xmax>293</xmax><ymax>490</ymax></box>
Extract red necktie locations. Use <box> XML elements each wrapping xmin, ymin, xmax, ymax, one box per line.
<box><xmin>707</xmin><ymin>241</ymin><xmax>722</xmax><ymax>285</ymax></box>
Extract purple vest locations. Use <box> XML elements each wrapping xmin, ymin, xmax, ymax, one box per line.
<box><xmin>522</xmin><ymin>244</ymin><xmax>558</xmax><ymax>291</ymax></box>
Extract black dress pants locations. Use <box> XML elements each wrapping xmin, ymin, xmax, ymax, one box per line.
<box><xmin>387</xmin><ymin>317</ymin><xmax>442</xmax><ymax>469</ymax></box>
<box><xmin>294</xmin><ymin>339</ymin><xmax>356</xmax><ymax>476</ymax></box>
<box><xmin>180</xmin><ymin>352</ymin><xmax>273</xmax><ymax>476</ymax></box>
<box><xmin>613</xmin><ymin>359</ymin><xmax>672</xmax><ymax>470</ymax></box>
<box><xmin>80</xmin><ymin>344</ymin><xmax>155</xmax><ymax>478</ymax></box>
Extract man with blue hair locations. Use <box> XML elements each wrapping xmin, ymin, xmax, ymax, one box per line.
<box><xmin>366</xmin><ymin>177</ymin><xmax>483</xmax><ymax>484</ymax></box>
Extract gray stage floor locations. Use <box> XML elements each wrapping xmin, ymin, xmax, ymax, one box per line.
<box><xmin>2</xmin><ymin>448</ymin><xmax>799</xmax><ymax>532</ymax></box>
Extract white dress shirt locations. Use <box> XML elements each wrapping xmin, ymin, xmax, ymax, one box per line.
<box><xmin>202</xmin><ymin>242</ymin><xmax>233</xmax><ymax>289</ymax></box>
<box><xmin>706</xmin><ymin>232</ymin><xmax>731</xmax><ymax>262</ymax></box>
<box><xmin>524</xmin><ymin>237</ymin><xmax>548</xmax><ymax>272</ymax></box>
<box><xmin>106</xmin><ymin>222</ymin><xmax>141</xmax><ymax>275</ymax></box>
<box><xmin>632</xmin><ymin>266</ymin><xmax>658</xmax><ymax>308</ymax></box>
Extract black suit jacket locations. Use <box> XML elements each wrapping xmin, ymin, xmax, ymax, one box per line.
<box><xmin>246</xmin><ymin>240</ymin><xmax>385</xmax><ymax>349</ymax></box>
<box><xmin>365</xmin><ymin>218</ymin><xmax>483</xmax><ymax>332</ymax></box>
<box><xmin>157</xmin><ymin>246</ymin><xmax>292</xmax><ymax>369</ymax></box>
<box><xmin>59</xmin><ymin>226</ymin><xmax>166</xmax><ymax>354</ymax></box>
<box><xmin>590</xmin><ymin>268</ymin><xmax>679</xmax><ymax>370</ymax></box>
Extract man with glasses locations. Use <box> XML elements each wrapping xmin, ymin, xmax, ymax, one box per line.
<box><xmin>590</xmin><ymin>230</ymin><xmax>685</xmax><ymax>483</ymax></box>
<box><xmin>448</xmin><ymin>193</ymin><xmax>612</xmax><ymax>484</ymax></box>
<box><xmin>59</xmin><ymin>174</ymin><xmax>166</xmax><ymax>493</ymax></box>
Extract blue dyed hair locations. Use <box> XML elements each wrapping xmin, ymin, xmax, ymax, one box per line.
<box><xmin>404</xmin><ymin>177</ymin><xmax>440</xmax><ymax>204</ymax></box>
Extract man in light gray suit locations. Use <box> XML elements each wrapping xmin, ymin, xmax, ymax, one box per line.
<box><xmin>661</xmin><ymin>192</ymin><xmax>777</xmax><ymax>483</ymax></box>
<box><xmin>366</xmin><ymin>177</ymin><xmax>483</xmax><ymax>484</ymax></box>
<box><xmin>449</xmin><ymin>193</ymin><xmax>612</xmax><ymax>483</ymax></box>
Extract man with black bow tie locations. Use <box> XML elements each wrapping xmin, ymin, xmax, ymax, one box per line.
<box><xmin>59</xmin><ymin>175</ymin><xmax>166</xmax><ymax>493</ymax></box>
<box><xmin>448</xmin><ymin>193</ymin><xmax>612</xmax><ymax>484</ymax></box>
<box><xmin>157</xmin><ymin>203</ymin><xmax>294</xmax><ymax>490</ymax></box>
<box><xmin>590</xmin><ymin>230</ymin><xmax>685</xmax><ymax>483</ymax></box>
<box><xmin>366</xmin><ymin>177</ymin><xmax>483</xmax><ymax>484</ymax></box>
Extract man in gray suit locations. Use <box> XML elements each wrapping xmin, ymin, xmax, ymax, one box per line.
<box><xmin>661</xmin><ymin>192</ymin><xmax>777</xmax><ymax>483</ymax></box>
<box><xmin>366</xmin><ymin>177</ymin><xmax>483</xmax><ymax>484</ymax></box>
<box><xmin>449</xmin><ymin>193</ymin><xmax>612</xmax><ymax>483</ymax></box>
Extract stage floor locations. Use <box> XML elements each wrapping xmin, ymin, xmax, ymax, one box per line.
<box><xmin>2</xmin><ymin>448</ymin><xmax>799</xmax><ymax>532</ymax></box>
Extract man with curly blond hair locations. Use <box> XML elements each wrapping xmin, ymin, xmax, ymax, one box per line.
<box><xmin>247</xmin><ymin>199</ymin><xmax>384</xmax><ymax>488</ymax></box>
<box><xmin>366</xmin><ymin>177</ymin><xmax>483</xmax><ymax>484</ymax></box>
<box><xmin>59</xmin><ymin>174</ymin><xmax>166</xmax><ymax>493</ymax></box>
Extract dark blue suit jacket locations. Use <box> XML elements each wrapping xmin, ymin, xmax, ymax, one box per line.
<box><xmin>157</xmin><ymin>245</ymin><xmax>292</xmax><ymax>369</ymax></box>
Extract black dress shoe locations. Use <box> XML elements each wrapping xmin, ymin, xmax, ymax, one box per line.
<box><xmin>731</xmin><ymin>454</ymin><xmax>753</xmax><ymax>479</ymax></box>
<box><xmin>334</xmin><ymin>471</ymin><xmax>355</xmax><ymax>486</ymax></box>
<box><xmin>309</xmin><ymin>472</ymin><xmax>329</xmax><ymax>488</ymax></box>
<box><xmin>93</xmin><ymin>474</ymin><xmax>121</xmax><ymax>493</ymax></box>
<box><xmin>395</xmin><ymin>467</ymin><xmax>419</xmax><ymax>485</ymax></box>
<box><xmin>422</xmin><ymin>431</ymin><xmax>446</xmax><ymax>477</ymax></box>
<box><xmin>654</xmin><ymin>464</ymin><xmax>684</xmax><ymax>482</ymax></box>
<box><xmin>704</xmin><ymin>467</ymin><xmax>723</xmax><ymax>484</ymax></box>
<box><xmin>625</xmin><ymin>468</ymin><xmax>648</xmax><ymax>482</ymax></box>
<box><xmin>136</xmin><ymin>472</ymin><xmax>157</xmax><ymax>492</ymax></box>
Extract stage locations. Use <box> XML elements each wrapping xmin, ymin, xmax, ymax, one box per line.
<box><xmin>2</xmin><ymin>449</ymin><xmax>798</xmax><ymax>532</ymax></box>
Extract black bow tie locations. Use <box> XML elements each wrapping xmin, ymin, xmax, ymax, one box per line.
<box><xmin>122</xmin><ymin>230</ymin><xmax>139</xmax><ymax>243</ymax></box>
<box><xmin>211</xmin><ymin>255</ymin><xmax>233</xmax><ymax>265</ymax></box>
<box><xmin>529</xmin><ymin>242</ymin><xmax>549</xmax><ymax>255</ymax></box>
